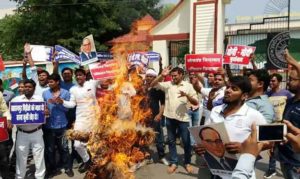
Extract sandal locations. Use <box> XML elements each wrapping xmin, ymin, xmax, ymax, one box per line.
<box><xmin>185</xmin><ymin>164</ymin><xmax>194</xmax><ymax>174</ymax></box>
<box><xmin>167</xmin><ymin>164</ymin><xmax>177</xmax><ymax>174</ymax></box>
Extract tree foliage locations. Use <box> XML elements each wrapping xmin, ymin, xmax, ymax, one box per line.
<box><xmin>160</xmin><ymin>3</ymin><xmax>176</xmax><ymax>18</ymax></box>
<box><xmin>0</xmin><ymin>0</ymin><xmax>161</xmax><ymax>60</ymax></box>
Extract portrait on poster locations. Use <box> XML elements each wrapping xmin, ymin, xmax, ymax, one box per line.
<box><xmin>80</xmin><ymin>34</ymin><xmax>98</xmax><ymax>65</ymax></box>
<box><xmin>189</xmin><ymin>122</ymin><xmax>238</xmax><ymax>177</ymax></box>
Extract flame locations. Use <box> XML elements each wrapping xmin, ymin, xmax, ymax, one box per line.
<box><xmin>67</xmin><ymin>35</ymin><xmax>155</xmax><ymax>178</ymax></box>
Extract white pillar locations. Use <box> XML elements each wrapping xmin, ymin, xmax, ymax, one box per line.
<box><xmin>151</xmin><ymin>40</ymin><xmax>169</xmax><ymax>71</ymax></box>
<box><xmin>191</xmin><ymin>0</ymin><xmax>231</xmax><ymax>54</ymax></box>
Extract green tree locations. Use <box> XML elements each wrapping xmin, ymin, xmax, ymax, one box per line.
<box><xmin>160</xmin><ymin>3</ymin><xmax>175</xmax><ymax>18</ymax></box>
<box><xmin>0</xmin><ymin>0</ymin><xmax>161</xmax><ymax>60</ymax></box>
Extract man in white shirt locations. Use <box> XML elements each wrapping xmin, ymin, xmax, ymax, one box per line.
<box><xmin>192</xmin><ymin>73</ymin><xmax>226</xmax><ymax>122</ymax></box>
<box><xmin>11</xmin><ymin>79</ymin><xmax>46</xmax><ymax>179</ymax></box>
<box><xmin>195</xmin><ymin>76</ymin><xmax>267</xmax><ymax>179</ymax></box>
<box><xmin>24</xmin><ymin>43</ymin><xmax>50</xmax><ymax>96</ymax></box>
<box><xmin>150</xmin><ymin>66</ymin><xmax>198</xmax><ymax>174</ymax></box>
<box><xmin>205</xmin><ymin>76</ymin><xmax>266</xmax><ymax>142</ymax></box>
<box><xmin>59</xmin><ymin>68</ymin><xmax>99</xmax><ymax>173</ymax></box>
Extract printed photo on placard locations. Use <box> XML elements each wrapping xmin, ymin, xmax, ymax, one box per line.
<box><xmin>80</xmin><ymin>34</ymin><xmax>98</xmax><ymax>65</ymax></box>
<box><xmin>189</xmin><ymin>122</ymin><xmax>238</xmax><ymax>178</ymax></box>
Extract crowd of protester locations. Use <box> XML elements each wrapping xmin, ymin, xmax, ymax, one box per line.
<box><xmin>0</xmin><ymin>43</ymin><xmax>300</xmax><ymax>179</ymax></box>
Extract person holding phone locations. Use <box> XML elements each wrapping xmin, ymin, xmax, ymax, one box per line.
<box><xmin>195</xmin><ymin>76</ymin><xmax>267</xmax><ymax>179</ymax></box>
<box><xmin>275</xmin><ymin>50</ymin><xmax>300</xmax><ymax>179</ymax></box>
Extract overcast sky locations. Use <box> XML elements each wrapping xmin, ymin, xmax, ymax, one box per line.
<box><xmin>0</xmin><ymin>0</ymin><xmax>16</xmax><ymax>9</ymax></box>
<box><xmin>1</xmin><ymin>0</ymin><xmax>300</xmax><ymax>23</ymax></box>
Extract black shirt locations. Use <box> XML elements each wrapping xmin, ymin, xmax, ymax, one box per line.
<box><xmin>148</xmin><ymin>88</ymin><xmax>165</xmax><ymax>117</ymax></box>
<box><xmin>277</xmin><ymin>97</ymin><xmax>300</xmax><ymax>166</ymax></box>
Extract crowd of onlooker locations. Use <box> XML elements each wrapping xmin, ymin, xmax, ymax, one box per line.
<box><xmin>0</xmin><ymin>43</ymin><xmax>300</xmax><ymax>179</ymax></box>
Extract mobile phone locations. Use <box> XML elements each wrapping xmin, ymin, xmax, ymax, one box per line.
<box><xmin>257</xmin><ymin>124</ymin><xmax>287</xmax><ymax>142</ymax></box>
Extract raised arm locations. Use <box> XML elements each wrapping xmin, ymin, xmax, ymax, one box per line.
<box><xmin>22</xmin><ymin>59</ymin><xmax>28</xmax><ymax>80</ymax></box>
<box><xmin>24</xmin><ymin>43</ymin><xmax>35</xmax><ymax>68</ymax></box>
<box><xmin>190</xmin><ymin>76</ymin><xmax>202</xmax><ymax>93</ymax></box>
<box><xmin>150</xmin><ymin>66</ymin><xmax>172</xmax><ymax>88</ymax></box>
<box><xmin>196</xmin><ymin>73</ymin><xmax>205</xmax><ymax>87</ymax></box>
<box><xmin>250</xmin><ymin>53</ymin><xmax>258</xmax><ymax>70</ymax></box>
<box><xmin>158</xmin><ymin>56</ymin><xmax>163</xmax><ymax>75</ymax></box>
<box><xmin>285</xmin><ymin>49</ymin><xmax>300</xmax><ymax>78</ymax></box>
<box><xmin>52</xmin><ymin>51</ymin><xmax>59</xmax><ymax>75</ymax></box>
<box><xmin>24</xmin><ymin>43</ymin><xmax>38</xmax><ymax>82</ymax></box>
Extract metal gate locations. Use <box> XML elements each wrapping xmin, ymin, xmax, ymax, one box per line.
<box><xmin>225</xmin><ymin>16</ymin><xmax>289</xmax><ymax>69</ymax></box>
<box><xmin>168</xmin><ymin>40</ymin><xmax>189</xmax><ymax>67</ymax></box>
<box><xmin>225</xmin><ymin>14</ymin><xmax>290</xmax><ymax>87</ymax></box>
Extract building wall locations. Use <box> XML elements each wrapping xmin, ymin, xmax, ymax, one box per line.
<box><xmin>151</xmin><ymin>40</ymin><xmax>169</xmax><ymax>70</ymax></box>
<box><xmin>1</xmin><ymin>62</ymin><xmax>78</xmax><ymax>93</ymax></box>
<box><xmin>151</xmin><ymin>0</ymin><xmax>190</xmax><ymax>35</ymax></box>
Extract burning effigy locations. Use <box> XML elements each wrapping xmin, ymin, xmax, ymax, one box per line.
<box><xmin>66</xmin><ymin>43</ymin><xmax>155</xmax><ymax>179</ymax></box>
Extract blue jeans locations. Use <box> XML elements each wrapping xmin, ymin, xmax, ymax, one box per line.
<box><xmin>44</xmin><ymin>128</ymin><xmax>72</xmax><ymax>172</ymax></box>
<box><xmin>166</xmin><ymin>117</ymin><xmax>191</xmax><ymax>166</ymax></box>
<box><xmin>280</xmin><ymin>162</ymin><xmax>300</xmax><ymax>179</ymax></box>
<box><xmin>188</xmin><ymin>109</ymin><xmax>200</xmax><ymax>146</ymax></box>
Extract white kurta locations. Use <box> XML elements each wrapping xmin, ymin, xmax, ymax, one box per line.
<box><xmin>63</xmin><ymin>80</ymin><xmax>99</xmax><ymax>132</ymax></box>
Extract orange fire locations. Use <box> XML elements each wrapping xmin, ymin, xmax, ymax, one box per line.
<box><xmin>66</xmin><ymin>42</ymin><xmax>155</xmax><ymax>179</ymax></box>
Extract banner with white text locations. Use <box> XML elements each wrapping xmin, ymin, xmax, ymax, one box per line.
<box><xmin>55</xmin><ymin>45</ymin><xmax>81</xmax><ymax>64</ymax></box>
<box><xmin>10</xmin><ymin>102</ymin><xmax>46</xmax><ymax>125</ymax></box>
<box><xmin>185</xmin><ymin>54</ymin><xmax>223</xmax><ymax>73</ymax></box>
<box><xmin>223</xmin><ymin>45</ymin><xmax>256</xmax><ymax>65</ymax></box>
<box><xmin>89</xmin><ymin>60</ymin><xmax>119</xmax><ymax>80</ymax></box>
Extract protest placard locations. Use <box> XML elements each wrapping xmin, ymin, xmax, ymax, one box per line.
<box><xmin>97</xmin><ymin>51</ymin><xmax>113</xmax><ymax>61</ymax></box>
<box><xmin>189</xmin><ymin>122</ymin><xmax>238</xmax><ymax>178</ymax></box>
<box><xmin>0</xmin><ymin>117</ymin><xmax>9</xmax><ymax>142</ymax></box>
<box><xmin>128</xmin><ymin>52</ymin><xmax>149</xmax><ymax>68</ymax></box>
<box><xmin>146</xmin><ymin>51</ymin><xmax>160</xmax><ymax>61</ymax></box>
<box><xmin>80</xmin><ymin>34</ymin><xmax>98</xmax><ymax>66</ymax></box>
<box><xmin>0</xmin><ymin>54</ymin><xmax>5</xmax><ymax>71</ymax></box>
<box><xmin>89</xmin><ymin>60</ymin><xmax>118</xmax><ymax>80</ymax></box>
<box><xmin>223</xmin><ymin>45</ymin><xmax>256</xmax><ymax>65</ymax></box>
<box><xmin>185</xmin><ymin>54</ymin><xmax>223</xmax><ymax>73</ymax></box>
<box><xmin>269</xmin><ymin>96</ymin><xmax>287</xmax><ymax>122</ymax></box>
<box><xmin>10</xmin><ymin>102</ymin><xmax>46</xmax><ymax>125</ymax></box>
<box><xmin>30</xmin><ymin>45</ymin><xmax>54</xmax><ymax>62</ymax></box>
<box><xmin>55</xmin><ymin>45</ymin><xmax>81</xmax><ymax>64</ymax></box>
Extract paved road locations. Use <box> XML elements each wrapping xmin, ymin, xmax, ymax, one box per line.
<box><xmin>50</xmin><ymin>144</ymin><xmax>284</xmax><ymax>179</ymax></box>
